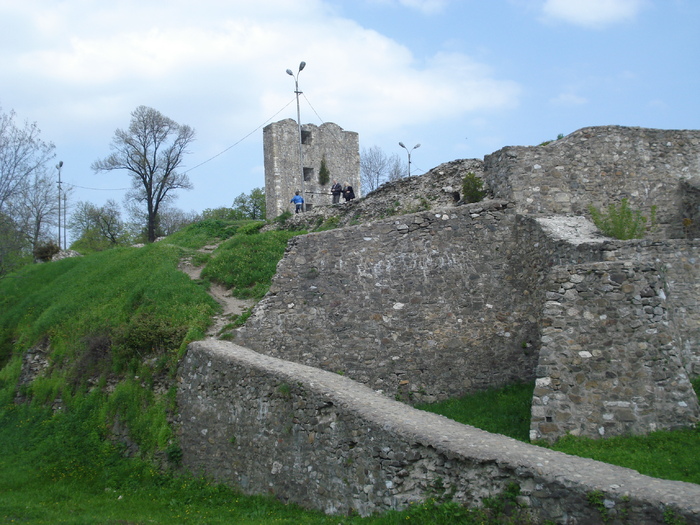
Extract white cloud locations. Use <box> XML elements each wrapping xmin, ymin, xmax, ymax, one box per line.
<box><xmin>550</xmin><ymin>92</ymin><xmax>588</xmax><ymax>106</ymax></box>
<box><xmin>398</xmin><ymin>0</ymin><xmax>449</xmax><ymax>14</ymax></box>
<box><xmin>541</xmin><ymin>0</ymin><xmax>648</xmax><ymax>29</ymax></box>
<box><xmin>364</xmin><ymin>0</ymin><xmax>449</xmax><ymax>14</ymax></box>
<box><xmin>4</xmin><ymin>1</ymin><xmax>518</xmax><ymax>140</ymax></box>
<box><xmin>0</xmin><ymin>0</ymin><xmax>522</xmax><ymax>211</ymax></box>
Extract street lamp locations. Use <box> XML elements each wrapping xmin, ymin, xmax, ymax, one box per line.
<box><xmin>287</xmin><ymin>61</ymin><xmax>306</xmax><ymax>212</ymax></box>
<box><xmin>56</xmin><ymin>161</ymin><xmax>63</xmax><ymax>249</ymax></box>
<box><xmin>398</xmin><ymin>142</ymin><xmax>420</xmax><ymax>178</ymax></box>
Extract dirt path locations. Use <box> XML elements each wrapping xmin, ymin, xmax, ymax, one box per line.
<box><xmin>178</xmin><ymin>244</ymin><xmax>255</xmax><ymax>338</ymax></box>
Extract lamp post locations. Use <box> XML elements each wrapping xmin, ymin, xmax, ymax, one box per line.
<box><xmin>399</xmin><ymin>142</ymin><xmax>420</xmax><ymax>178</ymax></box>
<box><xmin>287</xmin><ymin>61</ymin><xmax>306</xmax><ymax>212</ymax></box>
<box><xmin>63</xmin><ymin>191</ymin><xmax>67</xmax><ymax>249</ymax></box>
<box><xmin>56</xmin><ymin>161</ymin><xmax>63</xmax><ymax>249</ymax></box>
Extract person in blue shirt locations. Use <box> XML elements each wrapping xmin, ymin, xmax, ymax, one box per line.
<box><xmin>290</xmin><ymin>191</ymin><xmax>304</xmax><ymax>213</ymax></box>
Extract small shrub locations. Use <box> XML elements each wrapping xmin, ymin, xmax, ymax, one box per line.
<box><xmin>67</xmin><ymin>332</ymin><xmax>113</xmax><ymax>389</ymax></box>
<box><xmin>682</xmin><ymin>217</ymin><xmax>693</xmax><ymax>238</ymax></box>
<box><xmin>664</xmin><ymin>507</ymin><xmax>687</xmax><ymax>525</ymax></box>
<box><xmin>315</xmin><ymin>216</ymin><xmax>340</xmax><ymax>232</ymax></box>
<box><xmin>237</xmin><ymin>221</ymin><xmax>265</xmax><ymax>235</ymax></box>
<box><xmin>462</xmin><ymin>172</ymin><xmax>486</xmax><ymax>203</ymax></box>
<box><xmin>33</xmin><ymin>241</ymin><xmax>60</xmax><ymax>262</ymax></box>
<box><xmin>230</xmin><ymin>307</ymin><xmax>253</xmax><ymax>329</ymax></box>
<box><xmin>273</xmin><ymin>210</ymin><xmax>292</xmax><ymax>226</ymax></box>
<box><xmin>165</xmin><ymin>442</ymin><xmax>183</xmax><ymax>466</ymax></box>
<box><xmin>587</xmin><ymin>490</ymin><xmax>611</xmax><ymax>523</ymax></box>
<box><xmin>277</xmin><ymin>382</ymin><xmax>291</xmax><ymax>399</ymax></box>
<box><xmin>539</xmin><ymin>133</ymin><xmax>564</xmax><ymax>146</ymax></box>
<box><xmin>589</xmin><ymin>198</ymin><xmax>652</xmax><ymax>240</ymax></box>
<box><xmin>318</xmin><ymin>155</ymin><xmax>330</xmax><ymax>186</ymax></box>
<box><xmin>113</xmin><ymin>311</ymin><xmax>187</xmax><ymax>370</ymax></box>
<box><xmin>380</xmin><ymin>200</ymin><xmax>401</xmax><ymax>218</ymax></box>
<box><xmin>406</xmin><ymin>197</ymin><xmax>432</xmax><ymax>213</ymax></box>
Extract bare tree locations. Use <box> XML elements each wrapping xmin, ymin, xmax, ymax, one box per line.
<box><xmin>92</xmin><ymin>106</ymin><xmax>195</xmax><ymax>243</ymax></box>
<box><xmin>0</xmin><ymin>107</ymin><xmax>55</xmax><ymax>276</ymax></box>
<box><xmin>157</xmin><ymin>204</ymin><xmax>201</xmax><ymax>236</ymax></box>
<box><xmin>387</xmin><ymin>154</ymin><xmax>407</xmax><ymax>182</ymax></box>
<box><xmin>360</xmin><ymin>146</ymin><xmax>406</xmax><ymax>194</ymax></box>
<box><xmin>0</xmin><ymin>106</ymin><xmax>55</xmax><ymax>216</ymax></box>
<box><xmin>14</xmin><ymin>170</ymin><xmax>59</xmax><ymax>250</ymax></box>
<box><xmin>93</xmin><ymin>199</ymin><xmax>127</xmax><ymax>245</ymax></box>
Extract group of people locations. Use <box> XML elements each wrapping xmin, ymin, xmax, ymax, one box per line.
<box><xmin>330</xmin><ymin>180</ymin><xmax>355</xmax><ymax>204</ymax></box>
<box><xmin>290</xmin><ymin>180</ymin><xmax>355</xmax><ymax>213</ymax></box>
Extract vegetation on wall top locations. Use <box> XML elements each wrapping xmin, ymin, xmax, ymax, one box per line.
<box><xmin>589</xmin><ymin>198</ymin><xmax>656</xmax><ymax>240</ymax></box>
<box><xmin>461</xmin><ymin>172</ymin><xmax>486</xmax><ymax>203</ymax></box>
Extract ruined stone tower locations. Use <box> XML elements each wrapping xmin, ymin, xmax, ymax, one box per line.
<box><xmin>263</xmin><ymin>119</ymin><xmax>360</xmax><ymax>219</ymax></box>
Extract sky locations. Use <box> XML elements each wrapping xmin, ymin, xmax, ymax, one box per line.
<box><xmin>1</xmin><ymin>0</ymin><xmax>698</xmax><ymax>220</ymax></box>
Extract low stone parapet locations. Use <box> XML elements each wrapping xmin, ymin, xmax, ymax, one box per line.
<box><xmin>177</xmin><ymin>340</ymin><xmax>700</xmax><ymax>523</ymax></box>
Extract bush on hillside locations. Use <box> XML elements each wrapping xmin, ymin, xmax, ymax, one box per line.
<box><xmin>33</xmin><ymin>241</ymin><xmax>60</xmax><ymax>262</ymax></box>
<box><xmin>462</xmin><ymin>172</ymin><xmax>486</xmax><ymax>203</ymax></box>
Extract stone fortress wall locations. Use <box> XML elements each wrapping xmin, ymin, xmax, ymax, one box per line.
<box><xmin>481</xmin><ymin>126</ymin><xmax>700</xmax><ymax>441</ymax></box>
<box><xmin>263</xmin><ymin>119</ymin><xmax>360</xmax><ymax>219</ymax></box>
<box><xmin>177</xmin><ymin>340</ymin><xmax>700</xmax><ymax>523</ymax></box>
<box><xmin>242</xmin><ymin>126</ymin><xmax>700</xmax><ymax>441</ymax></box>
<box><xmin>238</xmin><ymin>200</ymin><xmax>541</xmax><ymax>403</ymax></box>
<box><xmin>483</xmin><ymin>125</ymin><xmax>700</xmax><ymax>239</ymax></box>
<box><xmin>178</xmin><ymin>126</ymin><xmax>700</xmax><ymax>522</ymax></box>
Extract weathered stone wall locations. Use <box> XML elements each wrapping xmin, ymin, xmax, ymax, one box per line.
<box><xmin>516</xmin><ymin>215</ymin><xmax>700</xmax><ymax>378</ymax></box>
<box><xmin>531</xmin><ymin>260</ymin><xmax>700</xmax><ymax>442</ymax></box>
<box><xmin>483</xmin><ymin>126</ymin><xmax>700</xmax><ymax>238</ymax></box>
<box><xmin>237</xmin><ymin>200</ymin><xmax>541</xmax><ymax>403</ymax></box>
<box><xmin>264</xmin><ymin>119</ymin><xmax>360</xmax><ymax>219</ymax></box>
<box><xmin>614</xmin><ymin>240</ymin><xmax>700</xmax><ymax>376</ymax></box>
<box><xmin>177</xmin><ymin>341</ymin><xmax>700</xmax><ymax>523</ymax></box>
<box><xmin>682</xmin><ymin>179</ymin><xmax>700</xmax><ymax>239</ymax></box>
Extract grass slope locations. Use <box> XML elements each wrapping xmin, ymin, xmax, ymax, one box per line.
<box><xmin>418</xmin><ymin>378</ymin><xmax>700</xmax><ymax>485</ymax></box>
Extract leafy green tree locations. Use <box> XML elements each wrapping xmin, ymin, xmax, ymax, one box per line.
<box><xmin>92</xmin><ymin>106</ymin><xmax>195</xmax><ymax>243</ymax></box>
<box><xmin>69</xmin><ymin>200</ymin><xmax>131</xmax><ymax>252</ymax></box>
<box><xmin>231</xmin><ymin>187</ymin><xmax>265</xmax><ymax>220</ymax></box>
<box><xmin>201</xmin><ymin>207</ymin><xmax>240</xmax><ymax>221</ymax></box>
<box><xmin>0</xmin><ymin>213</ymin><xmax>31</xmax><ymax>276</ymax></box>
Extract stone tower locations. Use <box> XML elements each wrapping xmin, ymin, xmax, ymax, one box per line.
<box><xmin>263</xmin><ymin>119</ymin><xmax>360</xmax><ymax>219</ymax></box>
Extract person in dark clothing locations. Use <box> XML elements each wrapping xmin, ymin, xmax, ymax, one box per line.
<box><xmin>343</xmin><ymin>183</ymin><xmax>355</xmax><ymax>202</ymax></box>
<box><xmin>331</xmin><ymin>180</ymin><xmax>343</xmax><ymax>204</ymax></box>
